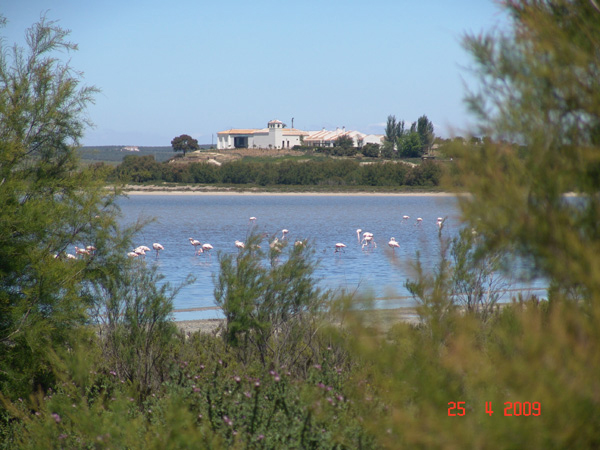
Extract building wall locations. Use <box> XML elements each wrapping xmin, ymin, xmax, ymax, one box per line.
<box><xmin>362</xmin><ymin>134</ymin><xmax>384</xmax><ymax>146</ymax></box>
<box><xmin>217</xmin><ymin>135</ymin><xmax>230</xmax><ymax>149</ymax></box>
<box><xmin>282</xmin><ymin>134</ymin><xmax>304</xmax><ymax>148</ymax></box>
<box><xmin>271</xmin><ymin>126</ymin><xmax>283</xmax><ymax>149</ymax></box>
<box><xmin>218</xmin><ymin>121</ymin><xmax>364</xmax><ymax>150</ymax></box>
<box><xmin>251</xmin><ymin>132</ymin><xmax>271</xmax><ymax>148</ymax></box>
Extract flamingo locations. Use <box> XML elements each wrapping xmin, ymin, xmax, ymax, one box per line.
<box><xmin>270</xmin><ymin>237</ymin><xmax>283</xmax><ymax>253</ymax></box>
<box><xmin>388</xmin><ymin>237</ymin><xmax>400</xmax><ymax>251</ymax></box>
<box><xmin>356</xmin><ymin>228</ymin><xmax>362</xmax><ymax>243</ymax></box>
<box><xmin>127</xmin><ymin>251</ymin><xmax>138</xmax><ymax>258</ymax></box>
<box><xmin>134</xmin><ymin>247</ymin><xmax>146</xmax><ymax>257</ymax></box>
<box><xmin>416</xmin><ymin>218</ymin><xmax>423</xmax><ymax>225</ymax></box>
<box><xmin>66</xmin><ymin>253</ymin><xmax>77</xmax><ymax>260</ymax></box>
<box><xmin>334</xmin><ymin>243</ymin><xmax>346</xmax><ymax>253</ymax></box>
<box><xmin>86</xmin><ymin>245</ymin><xmax>96</xmax><ymax>253</ymax></box>
<box><xmin>281</xmin><ymin>229</ymin><xmax>289</xmax><ymax>239</ymax></box>
<box><xmin>249</xmin><ymin>217</ymin><xmax>257</xmax><ymax>223</ymax></box>
<box><xmin>361</xmin><ymin>232</ymin><xmax>377</xmax><ymax>249</ymax></box>
<box><xmin>189</xmin><ymin>238</ymin><xmax>202</xmax><ymax>255</ymax></box>
<box><xmin>295</xmin><ymin>240</ymin><xmax>306</xmax><ymax>247</ymax></box>
<box><xmin>235</xmin><ymin>240</ymin><xmax>245</xmax><ymax>250</ymax></box>
<box><xmin>201</xmin><ymin>243</ymin><xmax>213</xmax><ymax>256</ymax></box>
<box><xmin>153</xmin><ymin>243</ymin><xmax>164</xmax><ymax>258</ymax></box>
<box><xmin>362</xmin><ymin>236</ymin><xmax>375</xmax><ymax>250</ymax></box>
<box><xmin>402</xmin><ymin>215</ymin><xmax>410</xmax><ymax>221</ymax></box>
<box><xmin>74</xmin><ymin>246</ymin><xmax>90</xmax><ymax>257</ymax></box>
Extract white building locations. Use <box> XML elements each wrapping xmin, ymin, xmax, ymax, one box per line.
<box><xmin>361</xmin><ymin>134</ymin><xmax>385</xmax><ymax>146</ymax></box>
<box><xmin>217</xmin><ymin>119</ymin><xmax>384</xmax><ymax>150</ymax></box>
<box><xmin>303</xmin><ymin>128</ymin><xmax>372</xmax><ymax>148</ymax></box>
<box><xmin>217</xmin><ymin>119</ymin><xmax>308</xmax><ymax>150</ymax></box>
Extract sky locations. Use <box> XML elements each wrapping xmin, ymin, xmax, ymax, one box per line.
<box><xmin>2</xmin><ymin>1</ymin><xmax>509</xmax><ymax>146</ymax></box>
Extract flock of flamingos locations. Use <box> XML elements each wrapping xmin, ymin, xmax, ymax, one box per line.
<box><xmin>63</xmin><ymin>215</ymin><xmax>445</xmax><ymax>261</ymax></box>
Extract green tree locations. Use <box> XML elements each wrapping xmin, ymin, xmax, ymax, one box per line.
<box><xmin>384</xmin><ymin>114</ymin><xmax>397</xmax><ymax>145</ymax></box>
<box><xmin>345</xmin><ymin>2</ymin><xmax>600</xmax><ymax>448</ymax></box>
<box><xmin>384</xmin><ymin>115</ymin><xmax>405</xmax><ymax>154</ymax></box>
<box><xmin>457</xmin><ymin>0</ymin><xmax>600</xmax><ymax>299</ymax></box>
<box><xmin>0</xmin><ymin>15</ymin><xmax>107</xmax><ymax>399</ymax></box>
<box><xmin>0</xmin><ymin>14</ymin><xmax>179</xmax><ymax>412</ymax></box>
<box><xmin>90</xmin><ymin>260</ymin><xmax>190</xmax><ymax>397</ymax></box>
<box><xmin>171</xmin><ymin>134</ymin><xmax>199</xmax><ymax>157</ymax></box>
<box><xmin>361</xmin><ymin>143</ymin><xmax>380</xmax><ymax>158</ymax></box>
<box><xmin>113</xmin><ymin>154</ymin><xmax>163</xmax><ymax>182</ymax></box>
<box><xmin>334</xmin><ymin>134</ymin><xmax>354</xmax><ymax>149</ymax></box>
<box><xmin>214</xmin><ymin>233</ymin><xmax>329</xmax><ymax>367</ymax></box>
<box><xmin>332</xmin><ymin>134</ymin><xmax>357</xmax><ymax>156</ymax></box>
<box><xmin>399</xmin><ymin>131</ymin><xmax>422</xmax><ymax>157</ymax></box>
<box><xmin>416</xmin><ymin>114</ymin><xmax>434</xmax><ymax>154</ymax></box>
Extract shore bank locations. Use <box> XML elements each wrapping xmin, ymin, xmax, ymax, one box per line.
<box><xmin>123</xmin><ymin>185</ymin><xmax>458</xmax><ymax>197</ymax></box>
<box><xmin>174</xmin><ymin>306</ymin><xmax>420</xmax><ymax>335</ymax></box>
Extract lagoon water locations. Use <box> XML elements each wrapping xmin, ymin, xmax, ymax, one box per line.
<box><xmin>117</xmin><ymin>194</ymin><xmax>459</xmax><ymax>320</ymax></box>
<box><xmin>117</xmin><ymin>194</ymin><xmax>543</xmax><ymax>321</ymax></box>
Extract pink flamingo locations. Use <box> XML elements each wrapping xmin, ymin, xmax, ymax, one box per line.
<box><xmin>189</xmin><ymin>238</ymin><xmax>202</xmax><ymax>255</ymax></box>
<box><xmin>74</xmin><ymin>246</ymin><xmax>90</xmax><ymax>257</ymax></box>
<box><xmin>334</xmin><ymin>243</ymin><xmax>346</xmax><ymax>253</ymax></box>
<box><xmin>402</xmin><ymin>215</ymin><xmax>410</xmax><ymax>221</ymax></box>
<box><xmin>388</xmin><ymin>237</ymin><xmax>400</xmax><ymax>251</ymax></box>
<box><xmin>281</xmin><ymin>229</ymin><xmax>289</xmax><ymax>239</ymax></box>
<box><xmin>249</xmin><ymin>217</ymin><xmax>257</xmax><ymax>223</ymax></box>
<box><xmin>153</xmin><ymin>243</ymin><xmax>164</xmax><ymax>258</ymax></box>
<box><xmin>361</xmin><ymin>236</ymin><xmax>374</xmax><ymax>250</ymax></box>
<box><xmin>361</xmin><ymin>232</ymin><xmax>377</xmax><ymax>249</ymax></box>
<box><xmin>201</xmin><ymin>243</ymin><xmax>213</xmax><ymax>256</ymax></box>
<box><xmin>356</xmin><ymin>229</ymin><xmax>362</xmax><ymax>243</ymax></box>
<box><xmin>235</xmin><ymin>240</ymin><xmax>245</xmax><ymax>250</ymax></box>
<box><xmin>270</xmin><ymin>237</ymin><xmax>283</xmax><ymax>253</ymax></box>
<box><xmin>127</xmin><ymin>251</ymin><xmax>138</xmax><ymax>258</ymax></box>
<box><xmin>416</xmin><ymin>218</ymin><xmax>423</xmax><ymax>226</ymax></box>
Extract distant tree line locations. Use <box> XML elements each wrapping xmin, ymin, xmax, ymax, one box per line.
<box><xmin>384</xmin><ymin>114</ymin><xmax>435</xmax><ymax>158</ymax></box>
<box><xmin>107</xmin><ymin>155</ymin><xmax>442</xmax><ymax>187</ymax></box>
<box><xmin>292</xmin><ymin>114</ymin><xmax>436</xmax><ymax>159</ymax></box>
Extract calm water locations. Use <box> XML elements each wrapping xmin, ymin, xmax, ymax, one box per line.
<box><xmin>117</xmin><ymin>194</ymin><xmax>544</xmax><ymax>320</ymax></box>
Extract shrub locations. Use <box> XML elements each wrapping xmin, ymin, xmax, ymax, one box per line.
<box><xmin>214</xmin><ymin>233</ymin><xmax>331</xmax><ymax>369</ymax></box>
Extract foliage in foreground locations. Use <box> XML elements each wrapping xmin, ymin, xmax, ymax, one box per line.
<box><xmin>4</xmin><ymin>1</ymin><xmax>600</xmax><ymax>448</ymax></box>
<box><xmin>340</xmin><ymin>1</ymin><xmax>600</xmax><ymax>447</ymax></box>
<box><xmin>2</xmin><ymin>323</ymin><xmax>373</xmax><ymax>449</ymax></box>
<box><xmin>215</xmin><ymin>233</ymin><xmax>331</xmax><ymax>369</ymax></box>
<box><xmin>0</xmin><ymin>13</ymin><xmax>105</xmax><ymax>401</ymax></box>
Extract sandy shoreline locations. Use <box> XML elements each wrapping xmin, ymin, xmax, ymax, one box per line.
<box><xmin>174</xmin><ymin>307</ymin><xmax>420</xmax><ymax>335</ymax></box>
<box><xmin>123</xmin><ymin>186</ymin><xmax>457</xmax><ymax>197</ymax></box>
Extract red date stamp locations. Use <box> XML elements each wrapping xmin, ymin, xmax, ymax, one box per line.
<box><xmin>447</xmin><ymin>401</ymin><xmax>466</xmax><ymax>416</ymax></box>
<box><xmin>448</xmin><ymin>401</ymin><xmax>541</xmax><ymax>416</ymax></box>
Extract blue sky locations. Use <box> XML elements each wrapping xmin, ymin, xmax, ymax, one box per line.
<box><xmin>3</xmin><ymin>1</ymin><xmax>508</xmax><ymax>146</ymax></box>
